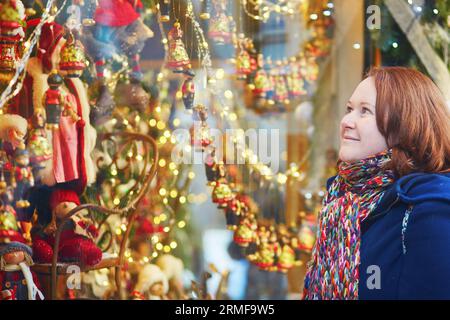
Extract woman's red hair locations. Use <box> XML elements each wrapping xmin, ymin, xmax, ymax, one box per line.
<box><xmin>366</xmin><ymin>67</ymin><xmax>450</xmax><ymax>177</ymax></box>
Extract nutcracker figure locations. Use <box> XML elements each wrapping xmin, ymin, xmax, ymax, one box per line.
<box><xmin>42</xmin><ymin>71</ymin><xmax>65</xmax><ymax>130</ymax></box>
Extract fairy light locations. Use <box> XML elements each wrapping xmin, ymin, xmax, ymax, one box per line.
<box><xmin>170</xmin><ymin>241</ymin><xmax>177</xmax><ymax>249</ymax></box>
<box><xmin>156</xmin><ymin>121</ymin><xmax>166</xmax><ymax>130</ymax></box>
<box><xmin>170</xmin><ymin>189</ymin><xmax>178</xmax><ymax>198</ymax></box>
<box><xmin>113</xmin><ymin>198</ymin><xmax>120</xmax><ymax>205</ymax></box>
<box><xmin>178</xmin><ymin>221</ymin><xmax>186</xmax><ymax>228</ymax></box>
<box><xmin>159</xmin><ymin>159</ymin><xmax>167</xmax><ymax>167</ymax></box>
<box><xmin>169</xmin><ymin>162</ymin><xmax>177</xmax><ymax>170</ymax></box>
<box><xmin>179</xmin><ymin>196</ymin><xmax>186</xmax><ymax>204</ymax></box>
<box><xmin>159</xmin><ymin>188</ymin><xmax>167</xmax><ymax>196</ymax></box>
<box><xmin>149</xmin><ymin>119</ymin><xmax>157</xmax><ymax>127</ymax></box>
<box><xmin>173</xmin><ymin>118</ymin><xmax>181</xmax><ymax>127</ymax></box>
<box><xmin>156</xmin><ymin>243</ymin><xmax>163</xmax><ymax>251</ymax></box>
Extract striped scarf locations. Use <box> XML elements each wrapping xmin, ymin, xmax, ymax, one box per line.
<box><xmin>303</xmin><ymin>149</ymin><xmax>395</xmax><ymax>299</ymax></box>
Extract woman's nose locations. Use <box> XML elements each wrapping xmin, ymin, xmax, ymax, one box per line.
<box><xmin>341</xmin><ymin>113</ymin><xmax>356</xmax><ymax>130</ymax></box>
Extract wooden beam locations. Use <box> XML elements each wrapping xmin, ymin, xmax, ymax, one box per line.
<box><xmin>385</xmin><ymin>0</ymin><xmax>450</xmax><ymax>100</ymax></box>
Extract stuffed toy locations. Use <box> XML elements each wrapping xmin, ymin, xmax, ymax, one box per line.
<box><xmin>30</xmin><ymin>188</ymin><xmax>102</xmax><ymax>267</ymax></box>
<box><xmin>155</xmin><ymin>254</ymin><xmax>186</xmax><ymax>299</ymax></box>
<box><xmin>0</xmin><ymin>241</ymin><xmax>44</xmax><ymax>300</ymax></box>
<box><xmin>80</xmin><ymin>0</ymin><xmax>153</xmax><ymax>124</ymax></box>
<box><xmin>131</xmin><ymin>263</ymin><xmax>168</xmax><ymax>300</ymax></box>
<box><xmin>0</xmin><ymin>113</ymin><xmax>27</xmax><ymax>151</ymax></box>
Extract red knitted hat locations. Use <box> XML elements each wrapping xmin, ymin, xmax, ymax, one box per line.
<box><xmin>49</xmin><ymin>189</ymin><xmax>80</xmax><ymax>212</ymax></box>
<box><xmin>36</xmin><ymin>21</ymin><xmax>65</xmax><ymax>72</ymax></box>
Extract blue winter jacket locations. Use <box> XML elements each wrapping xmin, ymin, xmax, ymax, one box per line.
<box><xmin>331</xmin><ymin>172</ymin><xmax>450</xmax><ymax>299</ymax></box>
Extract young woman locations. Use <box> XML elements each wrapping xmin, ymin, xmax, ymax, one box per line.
<box><xmin>303</xmin><ymin>67</ymin><xmax>450</xmax><ymax>300</ymax></box>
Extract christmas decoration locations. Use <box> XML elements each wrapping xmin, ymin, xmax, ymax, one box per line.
<box><xmin>181</xmin><ymin>76</ymin><xmax>195</xmax><ymax>110</ymax></box>
<box><xmin>0</xmin><ymin>0</ymin><xmax>26</xmax><ymax>88</ymax></box>
<box><xmin>166</xmin><ymin>22</ymin><xmax>194</xmax><ymax>76</ymax></box>
<box><xmin>42</xmin><ymin>71</ymin><xmax>65</xmax><ymax>130</ymax></box>
<box><xmin>58</xmin><ymin>32</ymin><xmax>86</xmax><ymax>79</ymax></box>
<box><xmin>0</xmin><ymin>241</ymin><xmax>44</xmax><ymax>300</ymax></box>
<box><xmin>31</xmin><ymin>188</ymin><xmax>102</xmax><ymax>267</ymax></box>
<box><xmin>132</xmin><ymin>263</ymin><xmax>168</xmax><ymax>300</ymax></box>
<box><xmin>207</xmin><ymin>0</ymin><xmax>232</xmax><ymax>45</ymax></box>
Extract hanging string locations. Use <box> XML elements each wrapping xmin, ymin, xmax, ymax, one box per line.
<box><xmin>0</xmin><ymin>0</ymin><xmax>68</xmax><ymax>109</ymax></box>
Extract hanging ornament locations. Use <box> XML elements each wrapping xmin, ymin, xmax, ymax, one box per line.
<box><xmin>254</xmin><ymin>226</ymin><xmax>275</xmax><ymax>269</ymax></box>
<box><xmin>252</xmin><ymin>54</ymin><xmax>271</xmax><ymax>99</ymax></box>
<box><xmin>27</xmin><ymin>110</ymin><xmax>52</xmax><ymax>169</ymax></box>
<box><xmin>43</xmin><ymin>70</ymin><xmax>65</xmax><ymax>130</ymax></box>
<box><xmin>287</xmin><ymin>57</ymin><xmax>307</xmax><ymax>98</ymax></box>
<box><xmin>159</xmin><ymin>0</ymin><xmax>170</xmax><ymax>22</ymax></box>
<box><xmin>235</xmin><ymin>35</ymin><xmax>252</xmax><ymax>80</ymax></box>
<box><xmin>211</xmin><ymin>162</ymin><xmax>233</xmax><ymax>208</ymax></box>
<box><xmin>272</xmin><ymin>61</ymin><xmax>289</xmax><ymax>105</ymax></box>
<box><xmin>10</xmin><ymin>148</ymin><xmax>33</xmax><ymax>209</ymax></box>
<box><xmin>277</xmin><ymin>229</ymin><xmax>295</xmax><ymax>272</ymax></box>
<box><xmin>167</xmin><ymin>22</ymin><xmax>194</xmax><ymax>76</ymax></box>
<box><xmin>0</xmin><ymin>0</ymin><xmax>26</xmax><ymax>88</ymax></box>
<box><xmin>59</xmin><ymin>32</ymin><xmax>86</xmax><ymax>78</ymax></box>
<box><xmin>298</xmin><ymin>214</ymin><xmax>317</xmax><ymax>252</ymax></box>
<box><xmin>200</xmin><ymin>0</ymin><xmax>211</xmax><ymax>20</ymax></box>
<box><xmin>190</xmin><ymin>122</ymin><xmax>212</xmax><ymax>152</ymax></box>
<box><xmin>0</xmin><ymin>204</ymin><xmax>24</xmax><ymax>243</ymax></box>
<box><xmin>190</xmin><ymin>105</ymin><xmax>212</xmax><ymax>152</ymax></box>
<box><xmin>290</xmin><ymin>236</ymin><xmax>303</xmax><ymax>266</ymax></box>
<box><xmin>224</xmin><ymin>197</ymin><xmax>241</xmax><ymax>230</ymax></box>
<box><xmin>208</xmin><ymin>0</ymin><xmax>232</xmax><ymax>45</ymax></box>
<box><xmin>233</xmin><ymin>215</ymin><xmax>256</xmax><ymax>247</ymax></box>
<box><xmin>204</xmin><ymin>148</ymin><xmax>218</xmax><ymax>185</ymax></box>
<box><xmin>181</xmin><ymin>76</ymin><xmax>195</xmax><ymax>110</ymax></box>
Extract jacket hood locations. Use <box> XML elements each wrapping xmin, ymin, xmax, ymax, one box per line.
<box><xmin>395</xmin><ymin>172</ymin><xmax>450</xmax><ymax>205</ymax></box>
<box><xmin>326</xmin><ymin>172</ymin><xmax>450</xmax><ymax>215</ymax></box>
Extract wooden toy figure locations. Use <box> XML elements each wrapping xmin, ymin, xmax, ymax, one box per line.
<box><xmin>42</xmin><ymin>71</ymin><xmax>65</xmax><ymax>130</ymax></box>
<box><xmin>0</xmin><ymin>241</ymin><xmax>44</xmax><ymax>300</ymax></box>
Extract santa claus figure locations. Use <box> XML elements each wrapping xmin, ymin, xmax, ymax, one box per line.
<box><xmin>9</xmin><ymin>21</ymin><xmax>97</xmax><ymax>195</ymax></box>
<box><xmin>0</xmin><ymin>241</ymin><xmax>44</xmax><ymax>300</ymax></box>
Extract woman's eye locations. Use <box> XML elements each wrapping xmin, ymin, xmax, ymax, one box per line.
<box><xmin>346</xmin><ymin>106</ymin><xmax>353</xmax><ymax>113</ymax></box>
<box><xmin>361</xmin><ymin>107</ymin><xmax>372</xmax><ymax>114</ymax></box>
